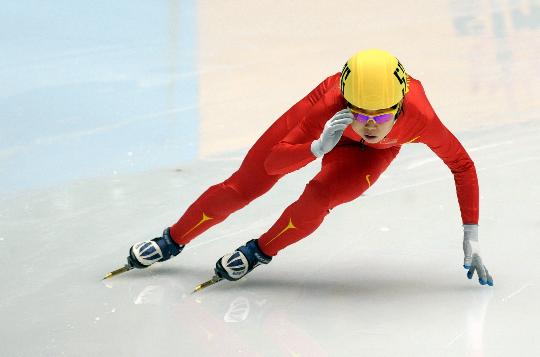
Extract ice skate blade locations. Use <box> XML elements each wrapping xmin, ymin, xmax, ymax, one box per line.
<box><xmin>103</xmin><ymin>265</ymin><xmax>133</xmax><ymax>280</ymax></box>
<box><xmin>192</xmin><ymin>275</ymin><xmax>223</xmax><ymax>293</ymax></box>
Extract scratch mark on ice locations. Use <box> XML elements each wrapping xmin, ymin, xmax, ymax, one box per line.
<box><xmin>502</xmin><ymin>283</ymin><xmax>532</xmax><ymax>302</ymax></box>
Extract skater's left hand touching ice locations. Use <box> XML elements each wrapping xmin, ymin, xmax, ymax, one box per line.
<box><xmin>463</xmin><ymin>224</ymin><xmax>493</xmax><ymax>286</ymax></box>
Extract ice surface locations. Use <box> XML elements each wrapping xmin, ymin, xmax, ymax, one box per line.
<box><xmin>1</xmin><ymin>1</ymin><xmax>540</xmax><ymax>356</ymax></box>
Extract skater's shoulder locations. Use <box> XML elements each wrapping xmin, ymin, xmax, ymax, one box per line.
<box><xmin>405</xmin><ymin>75</ymin><xmax>425</xmax><ymax>98</ymax></box>
<box><xmin>328</xmin><ymin>72</ymin><xmax>341</xmax><ymax>82</ymax></box>
<box><xmin>318</xmin><ymin>72</ymin><xmax>341</xmax><ymax>93</ymax></box>
<box><xmin>403</xmin><ymin>76</ymin><xmax>437</xmax><ymax>121</ymax></box>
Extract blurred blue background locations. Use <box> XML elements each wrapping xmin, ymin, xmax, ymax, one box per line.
<box><xmin>0</xmin><ymin>0</ymin><xmax>198</xmax><ymax>193</ymax></box>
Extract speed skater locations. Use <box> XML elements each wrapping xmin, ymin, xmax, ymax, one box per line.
<box><xmin>124</xmin><ymin>49</ymin><xmax>493</xmax><ymax>287</ymax></box>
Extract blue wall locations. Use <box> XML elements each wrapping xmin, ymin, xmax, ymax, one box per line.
<box><xmin>0</xmin><ymin>1</ymin><xmax>198</xmax><ymax>193</ymax></box>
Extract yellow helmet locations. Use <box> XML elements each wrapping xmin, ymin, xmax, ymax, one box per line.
<box><xmin>340</xmin><ymin>49</ymin><xmax>409</xmax><ymax>110</ymax></box>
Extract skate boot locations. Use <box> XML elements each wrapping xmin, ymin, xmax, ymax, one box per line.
<box><xmin>127</xmin><ymin>228</ymin><xmax>184</xmax><ymax>269</ymax></box>
<box><xmin>215</xmin><ymin>239</ymin><xmax>272</xmax><ymax>281</ymax></box>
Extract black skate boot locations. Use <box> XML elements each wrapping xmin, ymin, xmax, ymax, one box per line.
<box><xmin>215</xmin><ymin>239</ymin><xmax>272</xmax><ymax>281</ymax></box>
<box><xmin>127</xmin><ymin>228</ymin><xmax>184</xmax><ymax>269</ymax></box>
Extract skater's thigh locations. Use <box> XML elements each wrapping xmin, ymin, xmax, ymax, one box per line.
<box><xmin>224</xmin><ymin>116</ymin><xmax>291</xmax><ymax>193</ymax></box>
<box><xmin>237</xmin><ymin>96</ymin><xmax>313</xmax><ymax>177</ymax></box>
<box><xmin>241</xmin><ymin>116</ymin><xmax>291</xmax><ymax>168</ymax></box>
<box><xmin>313</xmin><ymin>145</ymin><xmax>400</xmax><ymax>207</ymax></box>
<box><xmin>229</xmin><ymin>114</ymin><xmax>295</xmax><ymax>183</ymax></box>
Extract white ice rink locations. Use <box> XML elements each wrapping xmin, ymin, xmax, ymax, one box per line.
<box><xmin>1</xmin><ymin>1</ymin><xmax>539</xmax><ymax>356</ymax></box>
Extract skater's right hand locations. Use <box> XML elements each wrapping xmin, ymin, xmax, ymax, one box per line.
<box><xmin>311</xmin><ymin>109</ymin><xmax>354</xmax><ymax>157</ymax></box>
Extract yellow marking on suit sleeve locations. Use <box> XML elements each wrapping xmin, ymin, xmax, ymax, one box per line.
<box><xmin>264</xmin><ymin>218</ymin><xmax>296</xmax><ymax>246</ymax></box>
<box><xmin>366</xmin><ymin>174</ymin><xmax>371</xmax><ymax>188</ymax></box>
<box><xmin>405</xmin><ymin>136</ymin><xmax>420</xmax><ymax>144</ymax></box>
<box><xmin>181</xmin><ymin>213</ymin><xmax>214</xmax><ymax>238</ymax></box>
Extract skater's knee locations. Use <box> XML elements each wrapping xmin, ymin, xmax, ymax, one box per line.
<box><xmin>224</xmin><ymin>171</ymin><xmax>278</xmax><ymax>201</ymax></box>
<box><xmin>299</xmin><ymin>179</ymin><xmax>332</xmax><ymax>214</ymax></box>
<box><xmin>217</xmin><ymin>181</ymin><xmax>251</xmax><ymax>206</ymax></box>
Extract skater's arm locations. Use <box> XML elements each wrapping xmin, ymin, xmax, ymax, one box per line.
<box><xmin>265</xmin><ymin>106</ymin><xmax>353</xmax><ymax>175</ymax></box>
<box><xmin>263</xmin><ymin>117</ymin><xmax>323</xmax><ymax>175</ymax></box>
<box><xmin>412</xmin><ymin>82</ymin><xmax>493</xmax><ymax>286</ymax></box>
<box><xmin>417</xmin><ymin>92</ymin><xmax>479</xmax><ymax>224</ymax></box>
<box><xmin>264</xmin><ymin>75</ymin><xmax>341</xmax><ymax>175</ymax></box>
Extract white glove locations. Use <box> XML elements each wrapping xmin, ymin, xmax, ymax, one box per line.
<box><xmin>311</xmin><ymin>109</ymin><xmax>354</xmax><ymax>157</ymax></box>
<box><xmin>463</xmin><ymin>224</ymin><xmax>493</xmax><ymax>286</ymax></box>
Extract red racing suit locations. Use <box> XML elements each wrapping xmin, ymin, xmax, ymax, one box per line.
<box><xmin>170</xmin><ymin>73</ymin><xmax>479</xmax><ymax>256</ymax></box>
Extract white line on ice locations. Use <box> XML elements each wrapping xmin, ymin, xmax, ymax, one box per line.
<box><xmin>0</xmin><ymin>105</ymin><xmax>198</xmax><ymax>160</ymax></box>
<box><xmin>201</xmin><ymin>156</ymin><xmax>244</xmax><ymax>162</ymax></box>
<box><xmin>445</xmin><ymin>331</ymin><xmax>464</xmax><ymax>348</ymax></box>
<box><xmin>501</xmin><ymin>283</ymin><xmax>532</xmax><ymax>302</ymax></box>
<box><xmin>373</xmin><ymin>156</ymin><xmax>540</xmax><ymax>197</ymax></box>
<box><xmin>468</xmin><ymin>140</ymin><xmax>514</xmax><ymax>153</ymax></box>
<box><xmin>184</xmin><ymin>219</ymin><xmax>270</xmax><ymax>251</ymax></box>
<box><xmin>406</xmin><ymin>140</ymin><xmax>514</xmax><ymax>170</ymax></box>
<box><xmin>369</xmin><ymin>176</ymin><xmax>452</xmax><ymax>197</ymax></box>
<box><xmin>477</xmin><ymin>156</ymin><xmax>540</xmax><ymax>171</ymax></box>
<box><xmin>406</xmin><ymin>157</ymin><xmax>438</xmax><ymax>170</ymax></box>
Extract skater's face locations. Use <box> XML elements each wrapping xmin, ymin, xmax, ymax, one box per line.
<box><xmin>348</xmin><ymin>102</ymin><xmax>401</xmax><ymax>144</ymax></box>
